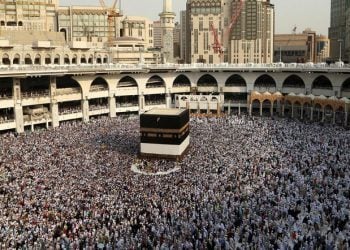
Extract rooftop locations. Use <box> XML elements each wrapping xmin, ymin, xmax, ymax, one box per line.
<box><xmin>144</xmin><ymin>108</ymin><xmax>185</xmax><ymax>116</ymax></box>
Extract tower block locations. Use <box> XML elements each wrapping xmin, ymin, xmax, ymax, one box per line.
<box><xmin>140</xmin><ymin>109</ymin><xmax>190</xmax><ymax>160</ymax></box>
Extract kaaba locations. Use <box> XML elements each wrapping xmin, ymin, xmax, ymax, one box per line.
<box><xmin>140</xmin><ymin>108</ymin><xmax>190</xmax><ymax>160</ymax></box>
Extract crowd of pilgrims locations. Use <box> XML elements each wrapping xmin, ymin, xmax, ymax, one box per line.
<box><xmin>0</xmin><ymin>114</ymin><xmax>349</xmax><ymax>249</ymax></box>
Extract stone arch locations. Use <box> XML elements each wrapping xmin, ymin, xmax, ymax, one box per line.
<box><xmin>146</xmin><ymin>75</ymin><xmax>165</xmax><ymax>88</ymax></box>
<box><xmin>12</xmin><ymin>54</ymin><xmax>20</xmax><ymax>65</ymax></box>
<box><xmin>118</xmin><ymin>76</ymin><xmax>138</xmax><ymax>88</ymax></box>
<box><xmin>211</xmin><ymin>96</ymin><xmax>218</xmax><ymax>102</ymax></box>
<box><xmin>56</xmin><ymin>76</ymin><xmax>82</xmax><ymax>90</ymax></box>
<box><xmin>282</xmin><ymin>75</ymin><xmax>305</xmax><ymax>93</ymax></box>
<box><xmin>251</xmin><ymin>99</ymin><xmax>261</xmax><ymax>115</ymax></box>
<box><xmin>54</xmin><ymin>54</ymin><xmax>60</xmax><ymax>65</ymax></box>
<box><xmin>64</xmin><ymin>54</ymin><xmax>70</xmax><ymax>64</ymax></box>
<box><xmin>197</xmin><ymin>74</ymin><xmax>218</xmax><ymax>87</ymax></box>
<box><xmin>312</xmin><ymin>75</ymin><xmax>333</xmax><ymax>92</ymax></box>
<box><xmin>90</xmin><ymin>77</ymin><xmax>109</xmax><ymax>92</ymax></box>
<box><xmin>96</xmin><ymin>55</ymin><xmax>102</xmax><ymax>64</ymax></box>
<box><xmin>284</xmin><ymin>99</ymin><xmax>293</xmax><ymax>116</ymax></box>
<box><xmin>103</xmin><ymin>55</ymin><xmax>108</xmax><ymax>64</ymax></box>
<box><xmin>341</xmin><ymin>78</ymin><xmax>350</xmax><ymax>98</ymax></box>
<box><xmin>88</xmin><ymin>54</ymin><xmax>94</xmax><ymax>64</ymax></box>
<box><xmin>254</xmin><ymin>74</ymin><xmax>276</xmax><ymax>91</ymax></box>
<box><xmin>60</xmin><ymin>28</ymin><xmax>67</xmax><ymax>41</ymax></box>
<box><xmin>2</xmin><ymin>53</ymin><xmax>10</xmax><ymax>65</ymax></box>
<box><xmin>0</xmin><ymin>77</ymin><xmax>13</xmax><ymax>98</ymax></box>
<box><xmin>262</xmin><ymin>99</ymin><xmax>272</xmax><ymax>115</ymax></box>
<box><xmin>20</xmin><ymin>76</ymin><xmax>50</xmax><ymax>97</ymax></box>
<box><xmin>34</xmin><ymin>54</ymin><xmax>41</xmax><ymax>65</ymax></box>
<box><xmin>45</xmin><ymin>54</ymin><xmax>51</xmax><ymax>64</ymax></box>
<box><xmin>225</xmin><ymin>74</ymin><xmax>247</xmax><ymax>87</ymax></box>
<box><xmin>72</xmin><ymin>54</ymin><xmax>78</xmax><ymax>64</ymax></box>
<box><xmin>173</xmin><ymin>74</ymin><xmax>191</xmax><ymax>87</ymax></box>
<box><xmin>24</xmin><ymin>54</ymin><xmax>32</xmax><ymax>65</ymax></box>
<box><xmin>80</xmin><ymin>54</ymin><xmax>87</xmax><ymax>64</ymax></box>
<box><xmin>180</xmin><ymin>96</ymin><xmax>188</xmax><ymax>101</ymax></box>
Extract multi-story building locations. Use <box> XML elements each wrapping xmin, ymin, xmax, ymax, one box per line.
<box><xmin>0</xmin><ymin>1</ymin><xmax>161</xmax><ymax>66</ymax></box>
<box><xmin>329</xmin><ymin>0</ymin><xmax>347</xmax><ymax>61</ymax></box>
<box><xmin>0</xmin><ymin>0</ymin><xmax>58</xmax><ymax>32</ymax></box>
<box><xmin>57</xmin><ymin>6</ymin><xmax>111</xmax><ymax>49</ymax></box>
<box><xmin>180</xmin><ymin>10</ymin><xmax>187</xmax><ymax>62</ymax></box>
<box><xmin>153</xmin><ymin>21</ymin><xmax>162</xmax><ymax>49</ymax></box>
<box><xmin>120</xmin><ymin>16</ymin><xmax>154</xmax><ymax>48</ymax></box>
<box><xmin>186</xmin><ymin>0</ymin><xmax>274</xmax><ymax>64</ymax></box>
<box><xmin>274</xmin><ymin>29</ymin><xmax>330</xmax><ymax>63</ymax></box>
<box><xmin>317</xmin><ymin>35</ymin><xmax>331</xmax><ymax>63</ymax></box>
<box><xmin>345</xmin><ymin>1</ymin><xmax>350</xmax><ymax>62</ymax></box>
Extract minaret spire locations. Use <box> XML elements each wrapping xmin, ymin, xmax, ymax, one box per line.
<box><xmin>159</xmin><ymin>0</ymin><xmax>176</xmax><ymax>63</ymax></box>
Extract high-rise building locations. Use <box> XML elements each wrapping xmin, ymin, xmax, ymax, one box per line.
<box><xmin>186</xmin><ymin>0</ymin><xmax>274</xmax><ymax>64</ymax></box>
<box><xmin>345</xmin><ymin>0</ymin><xmax>350</xmax><ymax>62</ymax></box>
<box><xmin>180</xmin><ymin>10</ymin><xmax>187</xmax><ymax>62</ymax></box>
<box><xmin>159</xmin><ymin>0</ymin><xmax>176</xmax><ymax>63</ymax></box>
<box><xmin>0</xmin><ymin>0</ymin><xmax>58</xmax><ymax>32</ymax></box>
<box><xmin>329</xmin><ymin>0</ymin><xmax>347</xmax><ymax>61</ymax></box>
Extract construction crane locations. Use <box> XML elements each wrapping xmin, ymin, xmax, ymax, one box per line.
<box><xmin>227</xmin><ymin>0</ymin><xmax>244</xmax><ymax>37</ymax></box>
<box><xmin>210</xmin><ymin>23</ymin><xmax>224</xmax><ymax>55</ymax></box>
<box><xmin>99</xmin><ymin>0</ymin><xmax>122</xmax><ymax>46</ymax></box>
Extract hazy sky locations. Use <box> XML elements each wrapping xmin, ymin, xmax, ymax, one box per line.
<box><xmin>60</xmin><ymin>0</ymin><xmax>330</xmax><ymax>35</ymax></box>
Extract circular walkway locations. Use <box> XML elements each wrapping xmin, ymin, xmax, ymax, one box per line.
<box><xmin>131</xmin><ymin>163</ymin><xmax>181</xmax><ymax>176</ymax></box>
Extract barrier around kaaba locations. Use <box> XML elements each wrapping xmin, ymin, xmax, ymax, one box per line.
<box><xmin>139</xmin><ymin>108</ymin><xmax>190</xmax><ymax>160</ymax></box>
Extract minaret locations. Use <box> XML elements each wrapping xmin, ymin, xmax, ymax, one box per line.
<box><xmin>159</xmin><ymin>0</ymin><xmax>176</xmax><ymax>63</ymax></box>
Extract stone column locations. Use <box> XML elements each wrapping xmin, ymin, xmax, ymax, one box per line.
<box><xmin>228</xmin><ymin>101</ymin><xmax>231</xmax><ymax>115</ymax></box>
<box><xmin>50</xmin><ymin>76</ymin><xmax>59</xmax><ymax>128</ymax></box>
<box><xmin>82</xmin><ymin>98</ymin><xmax>89</xmax><ymax>123</ymax></box>
<box><xmin>300</xmin><ymin>105</ymin><xmax>304</xmax><ymax>120</ymax></box>
<box><xmin>345</xmin><ymin>111</ymin><xmax>348</xmax><ymax>126</ymax></box>
<box><xmin>13</xmin><ymin>78</ymin><xmax>24</xmax><ymax>133</ymax></box>
<box><xmin>270</xmin><ymin>102</ymin><xmax>274</xmax><ymax>117</ymax></box>
<box><xmin>310</xmin><ymin>106</ymin><xmax>314</xmax><ymax>121</ymax></box>
<box><xmin>166</xmin><ymin>92</ymin><xmax>172</xmax><ymax>108</ymax></box>
<box><xmin>291</xmin><ymin>104</ymin><xmax>294</xmax><ymax>119</ymax></box>
<box><xmin>207</xmin><ymin>101</ymin><xmax>210</xmax><ymax>114</ymax></box>
<box><xmin>282</xmin><ymin>103</ymin><xmax>285</xmax><ymax>117</ymax></box>
<box><xmin>238</xmin><ymin>102</ymin><xmax>241</xmax><ymax>116</ymax></box>
<box><xmin>138</xmin><ymin>93</ymin><xmax>145</xmax><ymax>113</ymax></box>
<box><xmin>322</xmin><ymin>107</ymin><xmax>325</xmax><ymax>122</ymax></box>
<box><xmin>108</xmin><ymin>93</ymin><xmax>116</xmax><ymax>118</ymax></box>
<box><xmin>259</xmin><ymin>101</ymin><xmax>263</xmax><ymax>117</ymax></box>
<box><xmin>249</xmin><ymin>103</ymin><xmax>252</xmax><ymax>116</ymax></box>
